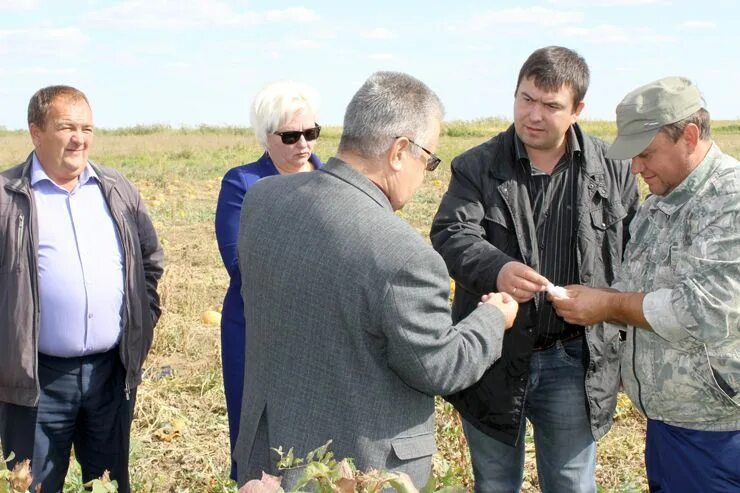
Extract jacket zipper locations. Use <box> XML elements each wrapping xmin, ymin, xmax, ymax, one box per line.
<box><xmin>16</xmin><ymin>214</ymin><xmax>25</xmax><ymax>269</ymax></box>
<box><xmin>106</xmin><ymin>186</ymin><xmax>132</xmax><ymax>402</ymax></box>
<box><xmin>632</xmin><ymin>326</ymin><xmax>646</xmax><ymax>414</ymax></box>
<box><xmin>22</xmin><ymin>187</ymin><xmax>42</xmax><ymax>405</ymax></box>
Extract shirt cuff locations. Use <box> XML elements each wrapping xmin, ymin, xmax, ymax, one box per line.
<box><xmin>643</xmin><ymin>289</ymin><xmax>689</xmax><ymax>342</ymax></box>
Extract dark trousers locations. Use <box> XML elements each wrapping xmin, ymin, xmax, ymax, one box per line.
<box><xmin>645</xmin><ymin>419</ymin><xmax>740</xmax><ymax>493</ymax></box>
<box><xmin>0</xmin><ymin>349</ymin><xmax>135</xmax><ymax>493</ymax></box>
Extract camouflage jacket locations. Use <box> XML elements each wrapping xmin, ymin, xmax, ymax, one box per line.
<box><xmin>615</xmin><ymin>143</ymin><xmax>740</xmax><ymax>431</ymax></box>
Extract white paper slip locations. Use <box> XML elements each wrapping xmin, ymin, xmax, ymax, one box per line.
<box><xmin>546</xmin><ymin>282</ymin><xmax>569</xmax><ymax>299</ymax></box>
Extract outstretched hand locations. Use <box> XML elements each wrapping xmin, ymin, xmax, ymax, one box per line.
<box><xmin>497</xmin><ymin>261</ymin><xmax>548</xmax><ymax>302</ymax></box>
<box><xmin>480</xmin><ymin>291</ymin><xmax>519</xmax><ymax>329</ymax></box>
<box><xmin>550</xmin><ymin>285</ymin><xmax>611</xmax><ymax>326</ymax></box>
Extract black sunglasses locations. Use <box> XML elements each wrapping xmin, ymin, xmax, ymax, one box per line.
<box><xmin>396</xmin><ymin>136</ymin><xmax>442</xmax><ymax>171</ymax></box>
<box><xmin>273</xmin><ymin>124</ymin><xmax>321</xmax><ymax>145</ymax></box>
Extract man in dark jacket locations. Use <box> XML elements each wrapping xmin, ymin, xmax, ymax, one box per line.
<box><xmin>0</xmin><ymin>85</ymin><xmax>164</xmax><ymax>493</ymax></box>
<box><xmin>430</xmin><ymin>47</ymin><xmax>638</xmax><ymax>492</ymax></box>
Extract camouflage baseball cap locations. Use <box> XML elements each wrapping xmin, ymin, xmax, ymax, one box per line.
<box><xmin>606</xmin><ymin>76</ymin><xmax>704</xmax><ymax>159</ymax></box>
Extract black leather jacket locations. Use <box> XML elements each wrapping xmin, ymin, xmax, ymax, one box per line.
<box><xmin>431</xmin><ymin>124</ymin><xmax>639</xmax><ymax>445</ymax></box>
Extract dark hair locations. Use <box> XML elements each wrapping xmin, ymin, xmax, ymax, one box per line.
<box><xmin>660</xmin><ymin>108</ymin><xmax>711</xmax><ymax>142</ymax></box>
<box><xmin>27</xmin><ymin>85</ymin><xmax>90</xmax><ymax>128</ymax></box>
<box><xmin>515</xmin><ymin>46</ymin><xmax>590</xmax><ymax>109</ymax></box>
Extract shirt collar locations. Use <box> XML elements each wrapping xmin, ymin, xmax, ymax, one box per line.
<box><xmin>651</xmin><ymin>142</ymin><xmax>722</xmax><ymax>215</ymax></box>
<box><xmin>30</xmin><ymin>153</ymin><xmax>98</xmax><ymax>190</ymax></box>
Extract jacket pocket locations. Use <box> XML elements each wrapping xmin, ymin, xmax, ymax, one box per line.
<box><xmin>712</xmin><ymin>367</ymin><xmax>738</xmax><ymax>399</ymax></box>
<box><xmin>483</xmin><ymin>205</ymin><xmax>518</xmax><ymax>256</ymax></box>
<box><xmin>391</xmin><ymin>432</ymin><xmax>436</xmax><ymax>460</ymax></box>
<box><xmin>590</xmin><ymin>200</ymin><xmax>627</xmax><ymax>231</ymax></box>
<box><xmin>644</xmin><ymin>345</ymin><xmax>740</xmax><ymax>422</ymax></box>
<box><xmin>0</xmin><ymin>213</ymin><xmax>24</xmax><ymax>273</ymax></box>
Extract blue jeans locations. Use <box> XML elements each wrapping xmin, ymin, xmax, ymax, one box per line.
<box><xmin>463</xmin><ymin>337</ymin><xmax>596</xmax><ymax>493</ymax></box>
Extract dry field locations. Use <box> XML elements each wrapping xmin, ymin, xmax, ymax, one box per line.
<box><xmin>2</xmin><ymin>120</ymin><xmax>739</xmax><ymax>492</ymax></box>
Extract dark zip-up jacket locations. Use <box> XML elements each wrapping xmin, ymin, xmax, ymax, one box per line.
<box><xmin>430</xmin><ymin>124</ymin><xmax>639</xmax><ymax>445</ymax></box>
<box><xmin>0</xmin><ymin>153</ymin><xmax>164</xmax><ymax>407</ymax></box>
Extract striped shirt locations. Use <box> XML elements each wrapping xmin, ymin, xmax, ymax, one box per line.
<box><xmin>515</xmin><ymin>126</ymin><xmax>583</xmax><ymax>349</ymax></box>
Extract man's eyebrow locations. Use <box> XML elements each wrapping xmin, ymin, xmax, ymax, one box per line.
<box><xmin>520</xmin><ymin>90</ymin><xmax>536</xmax><ymax>100</ymax></box>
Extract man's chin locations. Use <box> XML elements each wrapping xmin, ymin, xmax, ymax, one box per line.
<box><xmin>519</xmin><ymin>136</ymin><xmax>555</xmax><ymax>152</ymax></box>
<box><xmin>64</xmin><ymin>159</ymin><xmax>88</xmax><ymax>169</ymax></box>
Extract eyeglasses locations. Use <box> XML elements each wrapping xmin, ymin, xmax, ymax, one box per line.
<box><xmin>273</xmin><ymin>124</ymin><xmax>321</xmax><ymax>145</ymax></box>
<box><xmin>395</xmin><ymin>136</ymin><xmax>442</xmax><ymax>171</ymax></box>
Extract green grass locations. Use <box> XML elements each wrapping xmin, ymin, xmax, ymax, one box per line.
<box><xmin>2</xmin><ymin>120</ymin><xmax>738</xmax><ymax>492</ymax></box>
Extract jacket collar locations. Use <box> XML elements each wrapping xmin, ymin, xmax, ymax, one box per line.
<box><xmin>320</xmin><ymin>157</ymin><xmax>392</xmax><ymax>210</ymax></box>
<box><xmin>513</xmin><ymin>124</ymin><xmax>582</xmax><ymax>167</ymax></box>
<box><xmin>5</xmin><ymin>152</ymin><xmax>117</xmax><ymax>195</ymax></box>
<box><xmin>494</xmin><ymin>123</ymin><xmax>601</xmax><ymax>181</ymax></box>
<box><xmin>91</xmin><ymin>162</ymin><xmax>119</xmax><ymax>197</ymax></box>
<box><xmin>4</xmin><ymin>153</ymin><xmax>34</xmax><ymax>194</ymax></box>
<box><xmin>258</xmin><ymin>151</ymin><xmax>325</xmax><ymax>172</ymax></box>
<box><xmin>650</xmin><ymin>142</ymin><xmax>722</xmax><ymax>216</ymax></box>
<box><xmin>30</xmin><ymin>153</ymin><xmax>99</xmax><ymax>189</ymax></box>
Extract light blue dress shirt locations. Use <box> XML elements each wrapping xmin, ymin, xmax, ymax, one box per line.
<box><xmin>31</xmin><ymin>154</ymin><xmax>125</xmax><ymax>357</ymax></box>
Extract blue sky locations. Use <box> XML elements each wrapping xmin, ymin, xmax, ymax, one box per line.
<box><xmin>1</xmin><ymin>0</ymin><xmax>738</xmax><ymax>129</ymax></box>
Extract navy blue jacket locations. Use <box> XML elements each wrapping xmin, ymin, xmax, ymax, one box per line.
<box><xmin>214</xmin><ymin>151</ymin><xmax>322</xmax><ymax>476</ymax></box>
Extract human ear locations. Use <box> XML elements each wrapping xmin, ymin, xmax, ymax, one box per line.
<box><xmin>572</xmin><ymin>100</ymin><xmax>585</xmax><ymax>120</ymax></box>
<box><xmin>388</xmin><ymin>137</ymin><xmax>409</xmax><ymax>171</ymax></box>
<box><xmin>29</xmin><ymin>123</ymin><xmax>42</xmax><ymax>147</ymax></box>
<box><xmin>682</xmin><ymin>123</ymin><xmax>700</xmax><ymax>153</ymax></box>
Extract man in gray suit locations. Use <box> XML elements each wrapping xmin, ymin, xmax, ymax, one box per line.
<box><xmin>234</xmin><ymin>71</ymin><xmax>518</xmax><ymax>489</ymax></box>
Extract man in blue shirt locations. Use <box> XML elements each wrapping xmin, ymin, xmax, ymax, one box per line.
<box><xmin>0</xmin><ymin>85</ymin><xmax>164</xmax><ymax>493</ymax></box>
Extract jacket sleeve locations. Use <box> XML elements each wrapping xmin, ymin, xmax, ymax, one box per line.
<box><xmin>134</xmin><ymin>188</ymin><xmax>164</xmax><ymax>326</ymax></box>
<box><xmin>643</xmin><ymin>183</ymin><xmax>740</xmax><ymax>344</ymax></box>
<box><xmin>378</xmin><ymin>247</ymin><xmax>506</xmax><ymax>396</ymax></box>
<box><xmin>215</xmin><ymin>167</ymin><xmax>248</xmax><ymax>279</ymax></box>
<box><xmin>430</xmin><ymin>155</ymin><xmax>516</xmax><ymax>295</ymax></box>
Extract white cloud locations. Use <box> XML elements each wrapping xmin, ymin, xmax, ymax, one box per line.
<box><xmin>262</xmin><ymin>8</ymin><xmax>319</xmax><ymax>23</ymax></box>
<box><xmin>84</xmin><ymin>0</ymin><xmax>319</xmax><ymax>30</ymax></box>
<box><xmin>546</xmin><ymin>0</ymin><xmax>668</xmax><ymax>5</ymax></box>
<box><xmin>11</xmin><ymin>67</ymin><xmax>77</xmax><ymax>76</ymax></box>
<box><xmin>368</xmin><ymin>53</ymin><xmax>393</xmax><ymax>60</ymax></box>
<box><xmin>560</xmin><ymin>24</ymin><xmax>675</xmax><ymax>44</ymax></box>
<box><xmin>457</xmin><ymin>7</ymin><xmax>584</xmax><ymax>32</ymax></box>
<box><xmin>295</xmin><ymin>39</ymin><xmax>323</xmax><ymax>50</ymax></box>
<box><xmin>361</xmin><ymin>28</ymin><xmax>396</xmax><ymax>40</ymax></box>
<box><xmin>0</xmin><ymin>0</ymin><xmax>39</xmax><ymax>10</ymax></box>
<box><xmin>678</xmin><ymin>20</ymin><xmax>715</xmax><ymax>29</ymax></box>
<box><xmin>0</xmin><ymin>27</ymin><xmax>89</xmax><ymax>55</ymax></box>
<box><xmin>164</xmin><ymin>61</ymin><xmax>191</xmax><ymax>70</ymax></box>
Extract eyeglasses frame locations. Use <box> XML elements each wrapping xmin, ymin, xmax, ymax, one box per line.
<box><xmin>394</xmin><ymin>136</ymin><xmax>442</xmax><ymax>171</ymax></box>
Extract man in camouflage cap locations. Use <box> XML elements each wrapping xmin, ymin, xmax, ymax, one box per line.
<box><xmin>551</xmin><ymin>76</ymin><xmax>739</xmax><ymax>492</ymax></box>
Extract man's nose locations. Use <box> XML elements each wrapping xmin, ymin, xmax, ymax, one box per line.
<box><xmin>529</xmin><ymin>103</ymin><xmax>543</xmax><ymax>121</ymax></box>
<box><xmin>631</xmin><ymin>157</ymin><xmax>643</xmax><ymax>175</ymax></box>
<box><xmin>71</xmin><ymin>129</ymin><xmax>85</xmax><ymax>143</ymax></box>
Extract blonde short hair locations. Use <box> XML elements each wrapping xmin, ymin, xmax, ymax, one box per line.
<box><xmin>250</xmin><ymin>81</ymin><xmax>320</xmax><ymax>150</ymax></box>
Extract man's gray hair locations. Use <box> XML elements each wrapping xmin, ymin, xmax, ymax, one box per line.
<box><xmin>250</xmin><ymin>80</ymin><xmax>320</xmax><ymax>150</ymax></box>
<box><xmin>338</xmin><ymin>71</ymin><xmax>444</xmax><ymax>159</ymax></box>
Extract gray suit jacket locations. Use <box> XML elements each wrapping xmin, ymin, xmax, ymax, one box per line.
<box><xmin>234</xmin><ymin>158</ymin><xmax>506</xmax><ymax>488</ymax></box>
